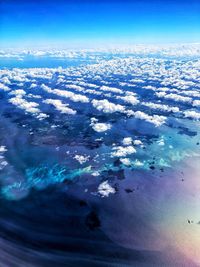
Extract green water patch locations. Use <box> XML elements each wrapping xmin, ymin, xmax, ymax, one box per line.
<box><xmin>1</xmin><ymin>164</ymin><xmax>92</xmax><ymax>200</ymax></box>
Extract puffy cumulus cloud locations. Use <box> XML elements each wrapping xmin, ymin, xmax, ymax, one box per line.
<box><xmin>92</xmin><ymin>122</ymin><xmax>111</xmax><ymax>133</ymax></box>
<box><xmin>92</xmin><ymin>99</ymin><xmax>125</xmax><ymax>113</ymax></box>
<box><xmin>29</xmin><ymin>83</ymin><xmax>37</xmax><ymax>89</ymax></box>
<box><xmin>155</xmin><ymin>92</ymin><xmax>167</xmax><ymax>98</ymax></box>
<box><xmin>142</xmin><ymin>102</ymin><xmax>180</xmax><ymax>113</ymax></box>
<box><xmin>157</xmin><ymin>137</ymin><xmax>165</xmax><ymax>146</ymax></box>
<box><xmin>0</xmin><ymin>83</ymin><xmax>10</xmax><ymax>91</ymax></box>
<box><xmin>53</xmin><ymin>89</ymin><xmax>89</xmax><ymax>103</ymax></box>
<box><xmin>27</xmin><ymin>94</ymin><xmax>42</xmax><ymax>99</ymax></box>
<box><xmin>85</xmin><ymin>89</ymin><xmax>102</xmax><ymax>96</ymax></box>
<box><xmin>90</xmin><ymin>117</ymin><xmax>111</xmax><ymax>132</ymax></box>
<box><xmin>41</xmin><ymin>83</ymin><xmax>89</xmax><ymax>103</ymax></box>
<box><xmin>97</xmin><ymin>181</ymin><xmax>116</xmax><ymax>197</ymax></box>
<box><xmin>122</xmin><ymin>137</ymin><xmax>133</xmax><ymax>146</ymax></box>
<box><xmin>9</xmin><ymin>96</ymin><xmax>40</xmax><ymax>114</ymax></box>
<box><xmin>130</xmin><ymin>78</ymin><xmax>145</xmax><ymax>83</ymax></box>
<box><xmin>143</xmin><ymin>85</ymin><xmax>157</xmax><ymax>91</ymax></box>
<box><xmin>117</xmin><ymin>95</ymin><xmax>139</xmax><ymax>105</ymax></box>
<box><xmin>184</xmin><ymin>110</ymin><xmax>200</xmax><ymax>120</ymax></box>
<box><xmin>134</xmin><ymin>111</ymin><xmax>166</xmax><ymax>127</ymax></box>
<box><xmin>181</xmin><ymin>90</ymin><xmax>200</xmax><ymax>98</ymax></box>
<box><xmin>133</xmin><ymin>140</ymin><xmax>143</xmax><ymax>146</ymax></box>
<box><xmin>193</xmin><ymin>100</ymin><xmax>200</xmax><ymax>107</ymax></box>
<box><xmin>0</xmin><ymin>146</ymin><xmax>7</xmax><ymax>152</ymax></box>
<box><xmin>111</xmin><ymin>145</ymin><xmax>136</xmax><ymax>157</ymax></box>
<box><xmin>43</xmin><ymin>99</ymin><xmax>76</xmax><ymax>115</ymax></box>
<box><xmin>74</xmin><ymin>155</ymin><xmax>90</xmax><ymax>164</ymax></box>
<box><xmin>41</xmin><ymin>83</ymin><xmax>52</xmax><ymax>92</ymax></box>
<box><xmin>9</xmin><ymin>96</ymin><xmax>48</xmax><ymax>120</ymax></box>
<box><xmin>165</xmin><ymin>94</ymin><xmax>193</xmax><ymax>103</ymax></box>
<box><xmin>1</xmin><ymin>50</ymin><xmax>200</xmax><ymax>130</ymax></box>
<box><xmin>66</xmin><ymin>84</ymin><xmax>85</xmax><ymax>92</ymax></box>
<box><xmin>156</xmin><ymin>92</ymin><xmax>192</xmax><ymax>103</ymax></box>
<box><xmin>77</xmin><ymin>81</ymin><xmax>99</xmax><ymax>89</ymax></box>
<box><xmin>100</xmin><ymin>85</ymin><xmax>123</xmax><ymax>94</ymax></box>
<box><xmin>36</xmin><ymin>113</ymin><xmax>49</xmax><ymax>120</ymax></box>
<box><xmin>120</xmin><ymin>158</ymin><xmax>131</xmax><ymax>166</ymax></box>
<box><xmin>9</xmin><ymin>89</ymin><xmax>26</xmax><ymax>96</ymax></box>
<box><xmin>1</xmin><ymin>76</ymin><xmax>11</xmax><ymax>85</ymax></box>
<box><xmin>133</xmin><ymin>159</ymin><xmax>144</xmax><ymax>166</ymax></box>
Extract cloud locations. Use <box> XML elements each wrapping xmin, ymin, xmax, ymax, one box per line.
<box><xmin>74</xmin><ymin>155</ymin><xmax>90</xmax><ymax>164</ymax></box>
<box><xmin>117</xmin><ymin>95</ymin><xmax>139</xmax><ymax>105</ymax></box>
<box><xmin>0</xmin><ymin>146</ymin><xmax>7</xmax><ymax>152</ymax></box>
<box><xmin>100</xmin><ymin>85</ymin><xmax>123</xmax><ymax>94</ymax></box>
<box><xmin>120</xmin><ymin>158</ymin><xmax>131</xmax><ymax>166</ymax></box>
<box><xmin>134</xmin><ymin>111</ymin><xmax>167</xmax><ymax>127</ymax></box>
<box><xmin>9</xmin><ymin>96</ymin><xmax>48</xmax><ymax>120</ymax></box>
<box><xmin>90</xmin><ymin>117</ymin><xmax>112</xmax><ymax>132</ymax></box>
<box><xmin>97</xmin><ymin>181</ymin><xmax>116</xmax><ymax>197</ymax></box>
<box><xmin>66</xmin><ymin>84</ymin><xmax>85</xmax><ymax>92</ymax></box>
<box><xmin>142</xmin><ymin>102</ymin><xmax>180</xmax><ymax>113</ymax></box>
<box><xmin>184</xmin><ymin>110</ymin><xmax>200</xmax><ymax>120</ymax></box>
<box><xmin>92</xmin><ymin>122</ymin><xmax>111</xmax><ymax>132</ymax></box>
<box><xmin>53</xmin><ymin>89</ymin><xmax>89</xmax><ymax>103</ymax></box>
<box><xmin>122</xmin><ymin>137</ymin><xmax>133</xmax><ymax>146</ymax></box>
<box><xmin>43</xmin><ymin>99</ymin><xmax>76</xmax><ymax>115</ymax></box>
<box><xmin>111</xmin><ymin>145</ymin><xmax>136</xmax><ymax>157</ymax></box>
<box><xmin>41</xmin><ymin>84</ymin><xmax>89</xmax><ymax>103</ymax></box>
<box><xmin>0</xmin><ymin>83</ymin><xmax>10</xmax><ymax>91</ymax></box>
<box><xmin>92</xmin><ymin>99</ymin><xmax>125</xmax><ymax>113</ymax></box>
<box><xmin>9</xmin><ymin>89</ymin><xmax>26</xmax><ymax>96</ymax></box>
<box><xmin>193</xmin><ymin>100</ymin><xmax>200</xmax><ymax>107</ymax></box>
<box><xmin>9</xmin><ymin>96</ymin><xmax>40</xmax><ymax>114</ymax></box>
<box><xmin>133</xmin><ymin>140</ymin><xmax>143</xmax><ymax>146</ymax></box>
<box><xmin>156</xmin><ymin>92</ymin><xmax>192</xmax><ymax>104</ymax></box>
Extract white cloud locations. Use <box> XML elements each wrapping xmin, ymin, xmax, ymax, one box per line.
<box><xmin>9</xmin><ymin>96</ymin><xmax>40</xmax><ymax>114</ymax></box>
<box><xmin>74</xmin><ymin>155</ymin><xmax>90</xmax><ymax>164</ymax></box>
<box><xmin>92</xmin><ymin>122</ymin><xmax>111</xmax><ymax>132</ymax></box>
<box><xmin>36</xmin><ymin>113</ymin><xmax>49</xmax><ymax>120</ymax></box>
<box><xmin>111</xmin><ymin>145</ymin><xmax>136</xmax><ymax>157</ymax></box>
<box><xmin>43</xmin><ymin>99</ymin><xmax>76</xmax><ymax>115</ymax></box>
<box><xmin>193</xmin><ymin>100</ymin><xmax>200</xmax><ymax>107</ymax></box>
<box><xmin>117</xmin><ymin>95</ymin><xmax>139</xmax><ymax>105</ymax></box>
<box><xmin>100</xmin><ymin>85</ymin><xmax>123</xmax><ymax>94</ymax></box>
<box><xmin>98</xmin><ymin>181</ymin><xmax>116</xmax><ymax>197</ymax></box>
<box><xmin>134</xmin><ymin>111</ymin><xmax>166</xmax><ymax>127</ymax></box>
<box><xmin>90</xmin><ymin>117</ymin><xmax>111</xmax><ymax>132</ymax></box>
<box><xmin>120</xmin><ymin>158</ymin><xmax>131</xmax><ymax>165</ymax></box>
<box><xmin>184</xmin><ymin>110</ymin><xmax>200</xmax><ymax>120</ymax></box>
<box><xmin>133</xmin><ymin>159</ymin><xmax>144</xmax><ymax>166</ymax></box>
<box><xmin>29</xmin><ymin>83</ymin><xmax>37</xmax><ymax>89</ymax></box>
<box><xmin>0</xmin><ymin>146</ymin><xmax>7</xmax><ymax>152</ymax></box>
<box><xmin>53</xmin><ymin>89</ymin><xmax>89</xmax><ymax>103</ymax></box>
<box><xmin>9</xmin><ymin>89</ymin><xmax>26</xmax><ymax>96</ymax></box>
<box><xmin>122</xmin><ymin>137</ymin><xmax>133</xmax><ymax>146</ymax></box>
<box><xmin>66</xmin><ymin>84</ymin><xmax>85</xmax><ymax>92</ymax></box>
<box><xmin>156</xmin><ymin>92</ymin><xmax>192</xmax><ymax>103</ymax></box>
<box><xmin>142</xmin><ymin>102</ymin><xmax>180</xmax><ymax>113</ymax></box>
<box><xmin>92</xmin><ymin>99</ymin><xmax>125</xmax><ymax>113</ymax></box>
<box><xmin>0</xmin><ymin>83</ymin><xmax>10</xmax><ymax>91</ymax></box>
<box><xmin>133</xmin><ymin>140</ymin><xmax>143</xmax><ymax>146</ymax></box>
<box><xmin>9</xmin><ymin>96</ymin><xmax>48</xmax><ymax>120</ymax></box>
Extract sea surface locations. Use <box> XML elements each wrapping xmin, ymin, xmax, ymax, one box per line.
<box><xmin>0</xmin><ymin>51</ymin><xmax>200</xmax><ymax>266</ymax></box>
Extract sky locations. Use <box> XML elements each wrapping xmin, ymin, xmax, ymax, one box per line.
<box><xmin>0</xmin><ymin>0</ymin><xmax>200</xmax><ymax>49</ymax></box>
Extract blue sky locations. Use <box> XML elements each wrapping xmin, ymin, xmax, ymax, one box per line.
<box><xmin>1</xmin><ymin>0</ymin><xmax>200</xmax><ymax>48</ymax></box>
